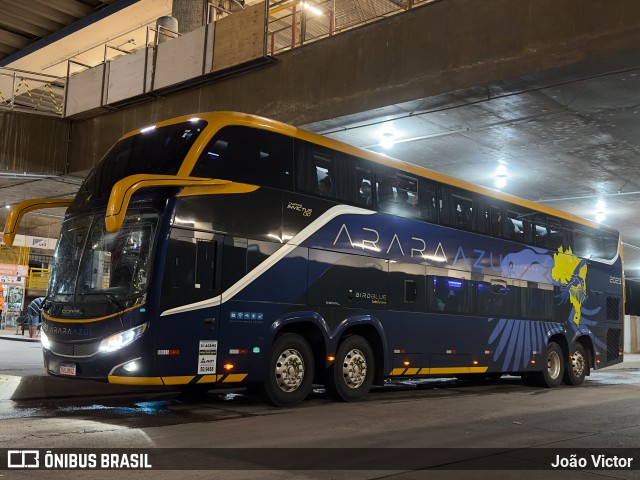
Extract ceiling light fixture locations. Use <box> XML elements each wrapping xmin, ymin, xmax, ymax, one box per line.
<box><xmin>379</xmin><ymin>132</ymin><xmax>395</xmax><ymax>149</ymax></box>
<box><xmin>595</xmin><ymin>199</ymin><xmax>607</xmax><ymax>223</ymax></box>
<box><xmin>301</xmin><ymin>1</ymin><xmax>322</xmax><ymax>15</ymax></box>
<box><xmin>494</xmin><ymin>163</ymin><xmax>509</xmax><ymax>189</ymax></box>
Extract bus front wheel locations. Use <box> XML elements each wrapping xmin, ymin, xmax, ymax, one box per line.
<box><xmin>263</xmin><ymin>333</ymin><xmax>314</xmax><ymax>407</ymax></box>
<box><xmin>563</xmin><ymin>343</ymin><xmax>588</xmax><ymax>386</ymax></box>
<box><xmin>326</xmin><ymin>335</ymin><xmax>374</xmax><ymax>402</ymax></box>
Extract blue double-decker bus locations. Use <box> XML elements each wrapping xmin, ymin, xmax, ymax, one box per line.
<box><xmin>4</xmin><ymin>112</ymin><xmax>624</xmax><ymax>406</ymax></box>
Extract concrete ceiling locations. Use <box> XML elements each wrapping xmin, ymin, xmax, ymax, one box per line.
<box><xmin>0</xmin><ymin>0</ymin><xmax>123</xmax><ymax>65</ymax></box>
<box><xmin>1</xmin><ymin>0</ymin><xmax>640</xmax><ymax>282</ymax></box>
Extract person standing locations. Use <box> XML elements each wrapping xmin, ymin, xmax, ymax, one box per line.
<box><xmin>27</xmin><ymin>297</ymin><xmax>44</xmax><ymax>338</ymax></box>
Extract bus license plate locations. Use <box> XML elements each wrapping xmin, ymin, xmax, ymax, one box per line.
<box><xmin>60</xmin><ymin>363</ymin><xmax>76</xmax><ymax>376</ymax></box>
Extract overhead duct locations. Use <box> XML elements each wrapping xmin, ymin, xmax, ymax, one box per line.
<box><xmin>156</xmin><ymin>16</ymin><xmax>179</xmax><ymax>43</ymax></box>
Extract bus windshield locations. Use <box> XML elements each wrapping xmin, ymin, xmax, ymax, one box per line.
<box><xmin>49</xmin><ymin>210</ymin><xmax>159</xmax><ymax>301</ymax></box>
<box><xmin>72</xmin><ymin>119</ymin><xmax>208</xmax><ymax>208</ymax></box>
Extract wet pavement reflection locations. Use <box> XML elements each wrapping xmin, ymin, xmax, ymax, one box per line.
<box><xmin>1</xmin><ymin>368</ymin><xmax>639</xmax><ymax>429</ymax></box>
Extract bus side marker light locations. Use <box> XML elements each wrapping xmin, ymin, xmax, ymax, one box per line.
<box><xmin>403</xmin><ymin>361</ymin><xmax>410</xmax><ymax>366</ymax></box>
<box><xmin>596</xmin><ymin>359</ymin><xmax>601</xmax><ymax>365</ymax></box>
<box><xmin>328</xmin><ymin>356</ymin><xmax>336</xmax><ymax>362</ymax></box>
<box><xmin>472</xmin><ymin>360</ymin><xmax>479</xmax><ymax>366</ymax></box>
<box><xmin>224</xmin><ymin>364</ymin><xmax>234</xmax><ymax>371</ymax></box>
<box><xmin>530</xmin><ymin>360</ymin><xmax>536</xmax><ymax>365</ymax></box>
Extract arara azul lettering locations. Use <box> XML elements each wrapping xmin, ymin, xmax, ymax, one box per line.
<box><xmin>332</xmin><ymin>223</ymin><xmax>504</xmax><ymax>271</ymax></box>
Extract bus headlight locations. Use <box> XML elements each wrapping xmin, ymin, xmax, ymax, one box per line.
<box><xmin>41</xmin><ymin>331</ymin><xmax>51</xmax><ymax>350</ymax></box>
<box><xmin>99</xmin><ymin>323</ymin><xmax>148</xmax><ymax>353</ymax></box>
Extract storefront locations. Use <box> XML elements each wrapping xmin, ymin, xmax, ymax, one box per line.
<box><xmin>0</xmin><ymin>263</ymin><xmax>28</xmax><ymax>329</ymax></box>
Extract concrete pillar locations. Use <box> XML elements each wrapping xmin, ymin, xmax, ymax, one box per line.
<box><xmin>172</xmin><ymin>0</ymin><xmax>206</xmax><ymax>34</ymax></box>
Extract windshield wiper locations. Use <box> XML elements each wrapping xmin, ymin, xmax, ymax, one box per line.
<box><xmin>102</xmin><ymin>293</ymin><xmax>127</xmax><ymax>311</ymax></box>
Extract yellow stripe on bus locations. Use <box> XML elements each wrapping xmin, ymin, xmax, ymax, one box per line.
<box><xmin>161</xmin><ymin>376</ymin><xmax>196</xmax><ymax>385</ymax></box>
<box><xmin>391</xmin><ymin>367</ymin><xmax>489</xmax><ymax>376</ymax></box>
<box><xmin>197</xmin><ymin>375</ymin><xmax>222</xmax><ymax>383</ymax></box>
<box><xmin>177</xmin><ymin>183</ymin><xmax>260</xmax><ymax>197</ymax></box>
<box><xmin>108</xmin><ymin>375</ymin><xmax>164</xmax><ymax>386</ymax></box>
<box><xmin>222</xmin><ymin>374</ymin><xmax>248</xmax><ymax>383</ymax></box>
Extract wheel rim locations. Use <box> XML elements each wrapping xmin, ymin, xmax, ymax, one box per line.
<box><xmin>570</xmin><ymin>350</ymin><xmax>585</xmax><ymax>378</ymax></box>
<box><xmin>547</xmin><ymin>350</ymin><xmax>561</xmax><ymax>380</ymax></box>
<box><xmin>275</xmin><ymin>348</ymin><xmax>305</xmax><ymax>392</ymax></box>
<box><xmin>342</xmin><ymin>348</ymin><xmax>367</xmax><ymax>389</ymax></box>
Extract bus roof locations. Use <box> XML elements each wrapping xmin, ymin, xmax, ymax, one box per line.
<box><xmin>124</xmin><ymin>111</ymin><xmax>613</xmax><ymax>233</ymax></box>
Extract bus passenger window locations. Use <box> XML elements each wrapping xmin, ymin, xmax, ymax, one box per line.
<box><xmin>491</xmin><ymin>206</ymin><xmax>504</xmax><ymax>237</ymax></box>
<box><xmin>191</xmin><ymin>126</ymin><xmax>294</xmax><ymax>190</ymax></box>
<box><xmin>506</xmin><ymin>209</ymin><xmax>530</xmax><ymax>243</ymax></box>
<box><xmin>428</xmin><ymin>276</ymin><xmax>474</xmax><ymax>314</ymax></box>
<box><xmin>535</xmin><ymin>217</ymin><xmax>565</xmax><ymax>250</ymax></box>
<box><xmin>376</xmin><ymin>169</ymin><xmax>419</xmax><ymax>218</ymax></box>
<box><xmin>439</xmin><ymin>187</ymin><xmax>475</xmax><ymax>231</ymax></box>
<box><xmin>418</xmin><ymin>181</ymin><xmax>437</xmax><ymax>222</ymax></box>
<box><xmin>477</xmin><ymin>281</ymin><xmax>517</xmax><ymax>318</ymax></box>
<box><xmin>359</xmin><ymin>180</ymin><xmax>372</xmax><ymax>207</ymax></box>
<box><xmin>317</xmin><ymin>168</ymin><xmax>333</xmax><ymax>196</ymax></box>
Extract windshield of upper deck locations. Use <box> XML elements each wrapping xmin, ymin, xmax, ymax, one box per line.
<box><xmin>72</xmin><ymin>119</ymin><xmax>208</xmax><ymax>208</ymax></box>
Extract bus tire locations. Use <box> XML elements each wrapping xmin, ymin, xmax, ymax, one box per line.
<box><xmin>326</xmin><ymin>335</ymin><xmax>374</xmax><ymax>402</ymax></box>
<box><xmin>527</xmin><ymin>341</ymin><xmax>564</xmax><ymax>387</ymax></box>
<box><xmin>563</xmin><ymin>342</ymin><xmax>587</xmax><ymax>386</ymax></box>
<box><xmin>263</xmin><ymin>333</ymin><xmax>314</xmax><ymax>407</ymax></box>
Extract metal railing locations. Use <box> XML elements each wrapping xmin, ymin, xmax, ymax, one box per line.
<box><xmin>267</xmin><ymin>0</ymin><xmax>435</xmax><ymax>55</ymax></box>
<box><xmin>0</xmin><ymin>68</ymin><xmax>65</xmax><ymax>116</ymax></box>
<box><xmin>27</xmin><ymin>267</ymin><xmax>50</xmax><ymax>292</ymax></box>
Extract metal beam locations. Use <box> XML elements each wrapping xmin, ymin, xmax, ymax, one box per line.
<box><xmin>0</xmin><ymin>12</ymin><xmax>53</xmax><ymax>38</ymax></box>
<box><xmin>0</xmin><ymin>43</ymin><xmax>17</xmax><ymax>55</ymax></box>
<box><xmin>33</xmin><ymin>0</ymin><xmax>94</xmax><ymax>18</ymax></box>
<box><xmin>0</xmin><ymin>0</ymin><xmax>76</xmax><ymax>26</ymax></box>
<box><xmin>0</xmin><ymin>28</ymin><xmax>31</xmax><ymax>49</ymax></box>
<box><xmin>0</xmin><ymin>2</ymin><xmax>66</xmax><ymax>32</ymax></box>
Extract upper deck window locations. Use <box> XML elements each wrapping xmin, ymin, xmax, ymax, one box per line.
<box><xmin>191</xmin><ymin>126</ymin><xmax>294</xmax><ymax>190</ymax></box>
<box><xmin>73</xmin><ymin>120</ymin><xmax>207</xmax><ymax>208</ymax></box>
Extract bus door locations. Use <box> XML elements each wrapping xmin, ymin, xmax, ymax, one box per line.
<box><xmin>157</xmin><ymin>228</ymin><xmax>223</xmax><ymax>381</ymax></box>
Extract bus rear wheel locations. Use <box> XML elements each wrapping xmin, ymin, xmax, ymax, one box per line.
<box><xmin>524</xmin><ymin>341</ymin><xmax>564</xmax><ymax>387</ymax></box>
<box><xmin>263</xmin><ymin>333</ymin><xmax>314</xmax><ymax>407</ymax></box>
<box><xmin>326</xmin><ymin>335</ymin><xmax>374</xmax><ymax>402</ymax></box>
<box><xmin>563</xmin><ymin>343</ymin><xmax>588</xmax><ymax>386</ymax></box>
